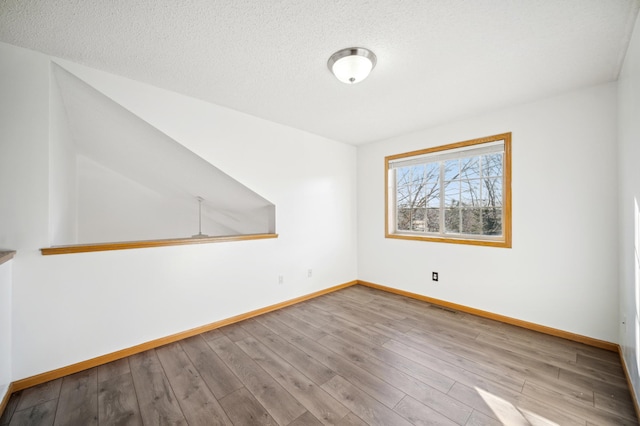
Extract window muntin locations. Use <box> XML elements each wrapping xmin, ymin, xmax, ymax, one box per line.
<box><xmin>386</xmin><ymin>133</ymin><xmax>511</xmax><ymax>248</ymax></box>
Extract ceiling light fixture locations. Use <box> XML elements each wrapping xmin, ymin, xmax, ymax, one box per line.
<box><xmin>327</xmin><ymin>47</ymin><xmax>377</xmax><ymax>84</ymax></box>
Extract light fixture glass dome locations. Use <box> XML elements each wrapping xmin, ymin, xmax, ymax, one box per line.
<box><xmin>328</xmin><ymin>47</ymin><xmax>377</xmax><ymax>84</ymax></box>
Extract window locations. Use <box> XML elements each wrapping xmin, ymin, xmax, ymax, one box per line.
<box><xmin>385</xmin><ymin>133</ymin><xmax>511</xmax><ymax>248</ymax></box>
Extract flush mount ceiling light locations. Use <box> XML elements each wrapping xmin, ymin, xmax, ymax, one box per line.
<box><xmin>327</xmin><ymin>47</ymin><xmax>377</xmax><ymax>84</ymax></box>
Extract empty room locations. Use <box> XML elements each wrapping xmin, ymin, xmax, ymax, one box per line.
<box><xmin>1</xmin><ymin>0</ymin><xmax>640</xmax><ymax>424</ymax></box>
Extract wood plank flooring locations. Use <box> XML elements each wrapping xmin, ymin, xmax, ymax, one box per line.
<box><xmin>1</xmin><ymin>285</ymin><xmax>637</xmax><ymax>425</ymax></box>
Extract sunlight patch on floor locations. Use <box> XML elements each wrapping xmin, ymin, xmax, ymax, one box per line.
<box><xmin>476</xmin><ymin>387</ymin><xmax>559</xmax><ymax>425</ymax></box>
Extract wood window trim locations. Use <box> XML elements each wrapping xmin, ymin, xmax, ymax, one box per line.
<box><xmin>385</xmin><ymin>132</ymin><xmax>512</xmax><ymax>248</ymax></box>
<box><xmin>40</xmin><ymin>233</ymin><xmax>278</xmax><ymax>255</ymax></box>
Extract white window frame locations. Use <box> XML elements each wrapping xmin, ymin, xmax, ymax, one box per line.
<box><xmin>385</xmin><ymin>133</ymin><xmax>512</xmax><ymax>248</ymax></box>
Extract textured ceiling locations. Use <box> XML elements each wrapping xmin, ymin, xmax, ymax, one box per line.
<box><xmin>1</xmin><ymin>0</ymin><xmax>639</xmax><ymax>145</ymax></box>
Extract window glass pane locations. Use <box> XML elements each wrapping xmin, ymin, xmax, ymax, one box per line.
<box><xmin>396</xmin><ymin>184</ymin><xmax>411</xmax><ymax>208</ymax></box>
<box><xmin>410</xmin><ymin>165</ymin><xmax>427</xmax><ymax>186</ymax></box>
<box><xmin>460</xmin><ymin>179</ymin><xmax>481</xmax><ymax>207</ymax></box>
<box><xmin>444</xmin><ymin>208</ymin><xmax>460</xmax><ymax>233</ymax></box>
<box><xmin>411</xmin><ymin>208</ymin><xmax>425</xmax><ymax>231</ymax></box>
<box><xmin>425</xmin><ymin>181</ymin><xmax>440</xmax><ymax>207</ymax></box>
<box><xmin>396</xmin><ymin>167</ymin><xmax>426</xmax><ymax>206</ymax></box>
<box><xmin>444</xmin><ymin>159</ymin><xmax>459</xmax><ymax>181</ymax></box>
<box><xmin>482</xmin><ymin>153</ymin><xmax>502</xmax><ymax>177</ymax></box>
<box><xmin>482</xmin><ymin>208</ymin><xmax>502</xmax><ymax>235</ymax></box>
<box><xmin>396</xmin><ymin>165</ymin><xmax>424</xmax><ymax>187</ymax></box>
<box><xmin>396</xmin><ymin>166</ymin><xmax>410</xmax><ymax>185</ymax></box>
<box><xmin>461</xmin><ymin>208</ymin><xmax>482</xmax><ymax>234</ymax></box>
<box><xmin>425</xmin><ymin>162</ymin><xmax>440</xmax><ymax>182</ymax></box>
<box><xmin>426</xmin><ymin>208</ymin><xmax>440</xmax><ymax>232</ymax></box>
<box><xmin>460</xmin><ymin>157</ymin><xmax>480</xmax><ymax>179</ymax></box>
<box><xmin>482</xmin><ymin>178</ymin><xmax>502</xmax><ymax>207</ymax></box>
<box><xmin>397</xmin><ymin>208</ymin><xmax>412</xmax><ymax>231</ymax></box>
<box><xmin>444</xmin><ymin>181</ymin><xmax>460</xmax><ymax>207</ymax></box>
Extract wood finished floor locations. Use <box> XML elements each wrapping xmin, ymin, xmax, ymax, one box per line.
<box><xmin>1</xmin><ymin>285</ymin><xmax>637</xmax><ymax>425</ymax></box>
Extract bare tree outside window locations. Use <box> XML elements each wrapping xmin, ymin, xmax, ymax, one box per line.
<box><xmin>396</xmin><ymin>163</ymin><xmax>439</xmax><ymax>232</ymax></box>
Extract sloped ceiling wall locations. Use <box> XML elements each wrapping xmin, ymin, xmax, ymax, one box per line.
<box><xmin>51</xmin><ymin>64</ymin><xmax>275</xmax><ymax>244</ymax></box>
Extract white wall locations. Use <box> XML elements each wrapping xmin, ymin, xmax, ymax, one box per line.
<box><xmin>358</xmin><ymin>83</ymin><xmax>619</xmax><ymax>342</ymax></box>
<box><xmin>0</xmin><ymin>260</ymin><xmax>12</xmax><ymax>404</ymax></box>
<box><xmin>0</xmin><ymin>43</ymin><xmax>50</xmax><ymax>251</ymax></box>
<box><xmin>0</xmin><ymin>42</ymin><xmax>357</xmax><ymax>380</ymax></box>
<box><xmin>618</xmin><ymin>12</ymin><xmax>640</xmax><ymax>408</ymax></box>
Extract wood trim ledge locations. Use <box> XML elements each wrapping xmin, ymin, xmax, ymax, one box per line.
<box><xmin>0</xmin><ymin>251</ymin><xmax>16</xmax><ymax>266</ymax></box>
<box><xmin>357</xmin><ymin>280</ymin><xmax>619</xmax><ymax>352</ymax></box>
<box><xmin>40</xmin><ymin>233</ymin><xmax>278</xmax><ymax>255</ymax></box>
<box><xmin>10</xmin><ymin>280</ymin><xmax>357</xmax><ymax>392</ymax></box>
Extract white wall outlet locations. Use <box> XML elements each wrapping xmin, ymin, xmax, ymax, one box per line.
<box><xmin>278</xmin><ymin>275</ymin><xmax>284</xmax><ymax>284</ymax></box>
<box><xmin>307</xmin><ymin>269</ymin><xmax>313</xmax><ymax>278</ymax></box>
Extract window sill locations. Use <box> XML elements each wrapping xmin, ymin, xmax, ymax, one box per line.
<box><xmin>386</xmin><ymin>233</ymin><xmax>511</xmax><ymax>248</ymax></box>
<box><xmin>40</xmin><ymin>234</ymin><xmax>279</xmax><ymax>255</ymax></box>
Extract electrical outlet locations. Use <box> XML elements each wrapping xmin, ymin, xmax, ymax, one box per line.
<box><xmin>307</xmin><ymin>269</ymin><xmax>313</xmax><ymax>278</ymax></box>
<box><xmin>278</xmin><ymin>275</ymin><xmax>284</xmax><ymax>284</ymax></box>
<box><xmin>432</xmin><ymin>272</ymin><xmax>439</xmax><ymax>282</ymax></box>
